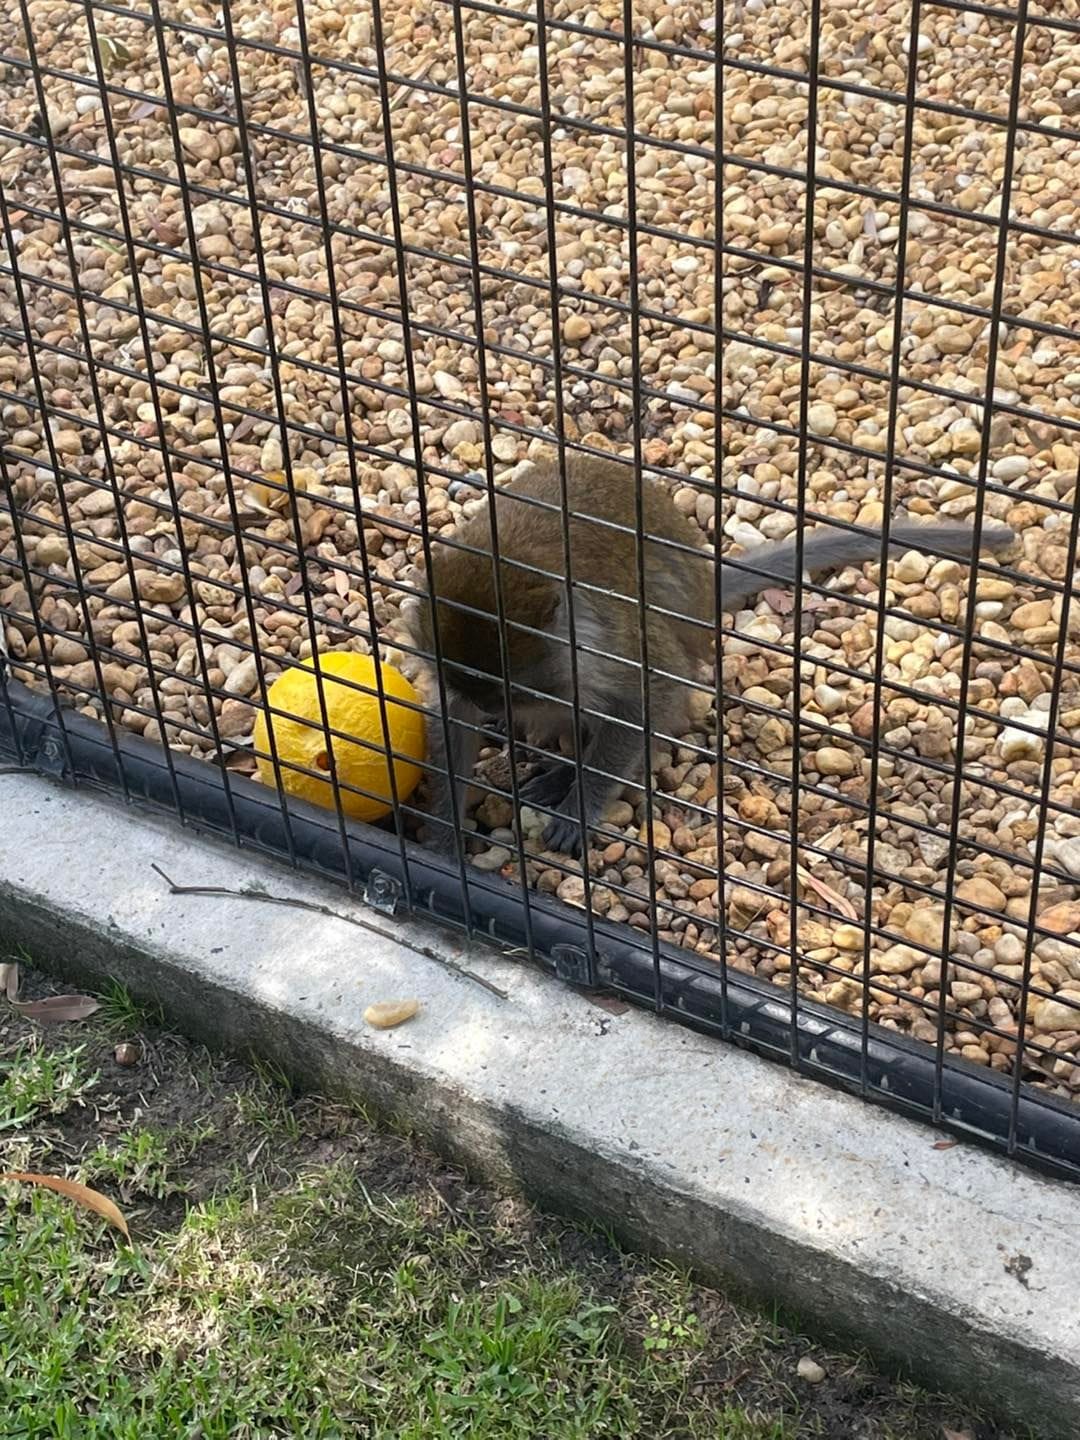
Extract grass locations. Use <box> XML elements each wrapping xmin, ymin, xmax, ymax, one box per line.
<box><xmin>0</xmin><ymin>971</ymin><xmax>1013</xmax><ymax>1440</ymax></box>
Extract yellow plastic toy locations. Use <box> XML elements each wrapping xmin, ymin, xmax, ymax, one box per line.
<box><xmin>253</xmin><ymin>652</ymin><xmax>425</xmax><ymax>823</ymax></box>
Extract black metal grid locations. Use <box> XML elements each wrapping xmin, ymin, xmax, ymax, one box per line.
<box><xmin>2</xmin><ymin>0</ymin><xmax>1080</xmax><ymax>1178</ymax></box>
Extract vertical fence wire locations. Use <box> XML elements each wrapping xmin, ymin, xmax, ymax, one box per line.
<box><xmin>210</xmin><ymin>0</ymin><xmax>360</xmax><ymax>881</ymax></box>
<box><xmin>1009</xmin><ymin>454</ymin><xmax>1080</xmax><ymax>1149</ymax></box>
<box><xmin>369</xmin><ymin>0</ymin><xmax>477</xmax><ymax>933</ymax></box>
<box><xmin>534</xmin><ymin>0</ymin><xmax>598</xmax><ymax>971</ymax></box>
<box><xmin>621</xmin><ymin>0</ymin><xmax>663</xmax><ymax>1008</ymax></box>
<box><xmin>291</xmin><ymin>0</ymin><xmax>416</xmax><ymax>907</ymax></box>
<box><xmin>0</xmin><ymin>440</ymin><xmax>70</xmax><ymax>770</ymax></box>
<box><xmin>138</xmin><ymin>0</ymin><xmax>306</xmax><ymax>862</ymax></box>
<box><xmin>785</xmin><ymin>0</ymin><xmax>823</xmax><ymax>1067</ymax></box>
<box><xmin>857</xmin><ymin>0</ymin><xmax>924</xmax><ymax>1092</ymax></box>
<box><xmin>43</xmin><ymin>0</ymin><xmax>227</xmax><ymax>831</ymax></box>
<box><xmin>0</xmin><ymin>165</ymin><xmax>130</xmax><ymax>798</ymax></box>
<box><xmin>711</xmin><ymin>0</ymin><xmax>729</xmax><ymax>1039</ymax></box>
<box><xmin>933</xmin><ymin>0</ymin><xmax>1030</xmax><ymax>1122</ymax></box>
<box><xmin>448</xmin><ymin>0</ymin><xmax>536</xmax><ymax>952</ymax></box>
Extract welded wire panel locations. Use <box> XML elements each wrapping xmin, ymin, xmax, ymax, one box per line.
<box><xmin>1</xmin><ymin>0</ymin><xmax>1080</xmax><ymax>1176</ymax></box>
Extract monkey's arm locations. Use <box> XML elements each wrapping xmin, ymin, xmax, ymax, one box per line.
<box><xmin>419</xmin><ymin>684</ymin><xmax>484</xmax><ymax>858</ymax></box>
<box><xmin>719</xmin><ymin>519</ymin><xmax>1014</xmax><ymax>614</ymax></box>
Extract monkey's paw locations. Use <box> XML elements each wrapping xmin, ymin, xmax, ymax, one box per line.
<box><xmin>519</xmin><ymin>762</ymin><xmax>576</xmax><ymax>808</ymax></box>
<box><xmin>541</xmin><ymin>811</ymin><xmax>589</xmax><ymax>857</ymax></box>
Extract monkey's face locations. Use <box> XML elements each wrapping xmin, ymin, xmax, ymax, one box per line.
<box><xmin>444</xmin><ymin>626</ymin><xmax>506</xmax><ymax>714</ymax></box>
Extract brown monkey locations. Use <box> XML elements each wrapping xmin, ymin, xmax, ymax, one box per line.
<box><xmin>405</xmin><ymin>451</ymin><xmax>1013</xmax><ymax>856</ymax></box>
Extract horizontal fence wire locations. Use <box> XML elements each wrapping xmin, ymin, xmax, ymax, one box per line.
<box><xmin>1</xmin><ymin>0</ymin><xmax>1080</xmax><ymax>1178</ymax></box>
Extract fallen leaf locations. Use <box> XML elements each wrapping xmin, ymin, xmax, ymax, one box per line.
<box><xmin>11</xmin><ymin>994</ymin><xmax>100</xmax><ymax>1024</ymax></box>
<box><xmin>96</xmin><ymin>34</ymin><xmax>132</xmax><ymax>69</ymax></box>
<box><xmin>143</xmin><ymin>209</ymin><xmax>180</xmax><ymax>245</ymax></box>
<box><xmin>584</xmin><ymin>993</ymin><xmax>630</xmax><ymax>1017</ymax></box>
<box><xmin>796</xmin><ymin>865</ymin><xmax>859</xmax><ymax>921</ymax></box>
<box><xmin>1</xmin><ymin>1172</ymin><xmax>130</xmax><ymax>1239</ymax></box>
<box><xmin>762</xmin><ymin>587</ymin><xmax>795</xmax><ymax>614</ymax></box>
<box><xmin>761</xmin><ymin>589</ymin><xmax>829</xmax><ymax>615</ymax></box>
<box><xmin>302</xmin><ymin>508</ymin><xmax>334</xmax><ymax>546</ymax></box>
<box><xmin>0</xmin><ymin>960</ymin><xmax>19</xmax><ymax>1002</ymax></box>
<box><xmin>932</xmin><ymin>1140</ymin><xmax>959</xmax><ymax>1151</ymax></box>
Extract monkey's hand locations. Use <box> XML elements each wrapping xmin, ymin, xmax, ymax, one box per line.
<box><xmin>541</xmin><ymin>808</ymin><xmax>589</xmax><ymax>858</ymax></box>
<box><xmin>518</xmin><ymin>760</ymin><xmax>576</xmax><ymax>808</ymax></box>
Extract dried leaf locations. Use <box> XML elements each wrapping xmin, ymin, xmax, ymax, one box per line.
<box><xmin>762</xmin><ymin>587</ymin><xmax>796</xmax><ymax>614</ymax></box>
<box><xmin>332</xmin><ymin>568</ymin><xmax>350</xmax><ymax>598</ymax></box>
<box><xmin>932</xmin><ymin>1140</ymin><xmax>959</xmax><ymax>1151</ymax></box>
<box><xmin>11</xmin><ymin>994</ymin><xmax>100</xmax><ymax>1024</ymax></box>
<box><xmin>584</xmin><ymin>993</ymin><xmax>630</xmax><ymax>1017</ymax></box>
<box><xmin>262</xmin><ymin>471</ymin><xmax>297</xmax><ymax>511</ymax></box>
<box><xmin>96</xmin><ymin>34</ymin><xmax>133</xmax><ymax>72</ymax></box>
<box><xmin>129</xmin><ymin>99</ymin><xmax>162</xmax><ymax>120</ymax></box>
<box><xmin>694</xmin><ymin>766</ymin><xmax>718</xmax><ymax>806</ymax></box>
<box><xmin>796</xmin><ymin>865</ymin><xmax>859</xmax><ymax>921</ymax></box>
<box><xmin>388</xmin><ymin>53</ymin><xmax>435</xmax><ymax>112</ymax></box>
<box><xmin>143</xmin><ymin>209</ymin><xmax>180</xmax><ymax>245</ymax></box>
<box><xmin>1</xmin><ymin>1171</ymin><xmax>130</xmax><ymax>1239</ymax></box>
<box><xmin>242</xmin><ymin>482</ymin><xmax>276</xmax><ymax>516</ymax></box>
<box><xmin>302</xmin><ymin>508</ymin><xmax>334</xmax><ymax>546</ymax></box>
<box><xmin>763</xmin><ymin>588</ymin><xmax>828</xmax><ymax>615</ymax></box>
<box><xmin>0</xmin><ymin>961</ymin><xmax>19</xmax><ymax>1002</ymax></box>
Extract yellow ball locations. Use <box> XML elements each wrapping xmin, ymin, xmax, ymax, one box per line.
<box><xmin>253</xmin><ymin>652</ymin><xmax>425</xmax><ymax>823</ymax></box>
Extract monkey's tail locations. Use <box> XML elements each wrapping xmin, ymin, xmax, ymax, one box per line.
<box><xmin>721</xmin><ymin>517</ymin><xmax>1015</xmax><ymax>614</ymax></box>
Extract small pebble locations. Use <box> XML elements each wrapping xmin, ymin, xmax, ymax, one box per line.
<box><xmin>797</xmin><ymin>1356</ymin><xmax>826</xmax><ymax>1384</ymax></box>
<box><xmin>471</xmin><ymin>845</ymin><xmax>511</xmax><ymax>871</ymax></box>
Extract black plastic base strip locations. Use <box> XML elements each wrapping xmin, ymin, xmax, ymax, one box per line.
<box><xmin>1</xmin><ymin>674</ymin><xmax>1077</xmax><ymax>1182</ymax></box>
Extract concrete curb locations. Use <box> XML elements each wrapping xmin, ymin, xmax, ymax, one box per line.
<box><xmin>1</xmin><ymin>771</ymin><xmax>1077</xmax><ymax>1436</ymax></box>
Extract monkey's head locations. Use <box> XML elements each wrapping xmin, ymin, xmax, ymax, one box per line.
<box><xmin>408</xmin><ymin>539</ymin><xmax>559</xmax><ymax>716</ymax></box>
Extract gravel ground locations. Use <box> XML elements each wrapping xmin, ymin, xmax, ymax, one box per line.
<box><xmin>2</xmin><ymin>2</ymin><xmax>1080</xmax><ymax>1097</ymax></box>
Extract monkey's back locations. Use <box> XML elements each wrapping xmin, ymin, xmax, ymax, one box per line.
<box><xmin>477</xmin><ymin>453</ymin><xmax>715</xmax><ymax>673</ymax></box>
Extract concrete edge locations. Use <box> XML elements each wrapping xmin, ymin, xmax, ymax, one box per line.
<box><xmin>1</xmin><ymin>772</ymin><xmax>1076</xmax><ymax>1438</ymax></box>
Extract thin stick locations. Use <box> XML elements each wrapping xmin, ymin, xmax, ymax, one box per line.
<box><xmin>150</xmin><ymin>863</ymin><xmax>508</xmax><ymax>1000</ymax></box>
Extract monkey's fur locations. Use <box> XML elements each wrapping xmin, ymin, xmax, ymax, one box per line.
<box><xmin>406</xmin><ymin>452</ymin><xmax>1013</xmax><ymax>856</ymax></box>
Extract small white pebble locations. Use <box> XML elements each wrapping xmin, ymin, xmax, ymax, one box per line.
<box><xmin>797</xmin><ymin>1356</ymin><xmax>826</xmax><ymax>1384</ymax></box>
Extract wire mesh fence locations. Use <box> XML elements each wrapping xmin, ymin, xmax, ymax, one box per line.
<box><xmin>2</xmin><ymin>0</ymin><xmax>1080</xmax><ymax>1177</ymax></box>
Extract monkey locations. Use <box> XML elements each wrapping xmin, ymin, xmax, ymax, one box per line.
<box><xmin>405</xmin><ymin>451</ymin><xmax>1014</xmax><ymax>857</ymax></box>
